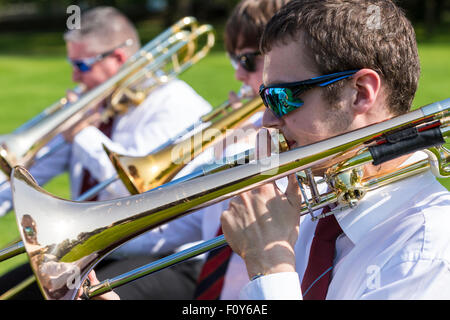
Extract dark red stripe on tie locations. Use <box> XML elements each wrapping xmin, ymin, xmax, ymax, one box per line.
<box><xmin>80</xmin><ymin>116</ymin><xmax>114</xmax><ymax>200</ymax></box>
<box><xmin>194</xmin><ymin>227</ymin><xmax>232</xmax><ymax>300</ymax></box>
<box><xmin>195</xmin><ymin>276</ymin><xmax>226</xmax><ymax>300</ymax></box>
<box><xmin>196</xmin><ymin>245</ymin><xmax>233</xmax><ymax>282</ymax></box>
<box><xmin>301</xmin><ymin>206</ymin><xmax>342</xmax><ymax>300</ymax></box>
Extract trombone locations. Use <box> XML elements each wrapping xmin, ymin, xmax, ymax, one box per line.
<box><xmin>0</xmin><ymin>17</ymin><xmax>215</xmax><ymax>295</ymax></box>
<box><xmin>0</xmin><ymin>16</ymin><xmax>214</xmax><ymax>180</ymax></box>
<box><xmin>68</xmin><ymin>84</ymin><xmax>259</xmax><ymax>201</ymax></box>
<box><xmin>0</xmin><ymin>84</ymin><xmax>262</xmax><ymax>263</ymax></box>
<box><xmin>8</xmin><ymin>98</ymin><xmax>449</xmax><ymax>299</ymax></box>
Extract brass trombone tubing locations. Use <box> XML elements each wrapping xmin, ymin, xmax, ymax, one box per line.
<box><xmin>66</xmin><ymin>88</ymin><xmax>257</xmax><ymax>202</ymax></box>
<box><xmin>109</xmin><ymin>24</ymin><xmax>215</xmax><ymax>109</ymax></box>
<box><xmin>12</xmin><ymin>85</ymin><xmax>85</xmax><ymax>135</ymax></box>
<box><xmin>6</xmin><ymin>155</ymin><xmax>435</xmax><ymax>300</ymax></box>
<box><xmin>0</xmin><ymin>148</ymin><xmax>256</xmax><ymax>262</ymax></box>
<box><xmin>0</xmin><ymin>17</ymin><xmax>199</xmax><ymax>179</ymax></box>
<box><xmin>85</xmin><ymin>150</ymin><xmax>445</xmax><ymax>298</ymax></box>
<box><xmin>0</xmin><ymin>40</ymin><xmax>160</xmax><ymax>177</ymax></box>
<box><xmin>106</xmin><ymin>97</ymin><xmax>265</xmax><ymax>195</ymax></box>
<box><xmin>0</xmin><ymin>240</ymin><xmax>25</xmax><ymax>262</ymax></box>
<box><xmin>10</xmin><ymin>99</ymin><xmax>449</xmax><ymax>300</ymax></box>
<box><xmin>0</xmin><ymin>18</ymin><xmax>211</xmax><ymax>179</ymax></box>
<box><xmin>0</xmin><ymin>148</ymin><xmax>258</xmax><ymax>300</ymax></box>
<box><xmin>84</xmin><ymin>235</ymin><xmax>227</xmax><ymax>299</ymax></box>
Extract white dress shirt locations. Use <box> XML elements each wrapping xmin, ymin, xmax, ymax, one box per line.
<box><xmin>0</xmin><ymin>79</ymin><xmax>211</xmax><ymax>214</ymax></box>
<box><xmin>240</xmin><ymin>152</ymin><xmax>450</xmax><ymax>300</ymax></box>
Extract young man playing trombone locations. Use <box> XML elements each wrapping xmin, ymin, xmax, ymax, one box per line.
<box><xmin>221</xmin><ymin>0</ymin><xmax>450</xmax><ymax>299</ymax></box>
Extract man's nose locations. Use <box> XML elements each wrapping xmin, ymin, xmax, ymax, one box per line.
<box><xmin>234</xmin><ymin>63</ymin><xmax>248</xmax><ymax>83</ymax></box>
<box><xmin>72</xmin><ymin>67</ymin><xmax>82</xmax><ymax>83</ymax></box>
<box><xmin>262</xmin><ymin>108</ymin><xmax>282</xmax><ymax>129</ymax></box>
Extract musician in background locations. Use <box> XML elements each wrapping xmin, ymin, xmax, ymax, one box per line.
<box><xmin>86</xmin><ymin>0</ymin><xmax>292</xmax><ymax>300</ymax></box>
<box><xmin>221</xmin><ymin>0</ymin><xmax>450</xmax><ymax>299</ymax></box>
<box><xmin>0</xmin><ymin>6</ymin><xmax>211</xmax><ymax>299</ymax></box>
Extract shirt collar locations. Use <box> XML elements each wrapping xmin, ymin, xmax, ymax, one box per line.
<box><xmin>333</xmin><ymin>151</ymin><xmax>432</xmax><ymax>245</ymax></box>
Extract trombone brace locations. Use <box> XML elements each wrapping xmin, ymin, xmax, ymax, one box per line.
<box><xmin>369</xmin><ymin>125</ymin><xmax>445</xmax><ymax>165</ymax></box>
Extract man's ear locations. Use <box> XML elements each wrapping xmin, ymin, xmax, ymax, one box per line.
<box><xmin>351</xmin><ymin>69</ymin><xmax>381</xmax><ymax>115</ymax></box>
<box><xmin>112</xmin><ymin>48</ymin><xmax>128</xmax><ymax>64</ymax></box>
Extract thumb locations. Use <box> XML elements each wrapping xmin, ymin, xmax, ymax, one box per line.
<box><xmin>284</xmin><ymin>173</ymin><xmax>303</xmax><ymax>209</ymax></box>
<box><xmin>255</xmin><ymin>128</ymin><xmax>272</xmax><ymax>160</ymax></box>
<box><xmin>228</xmin><ymin>91</ymin><xmax>240</xmax><ymax>104</ymax></box>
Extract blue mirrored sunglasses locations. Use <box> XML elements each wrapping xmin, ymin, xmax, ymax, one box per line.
<box><xmin>68</xmin><ymin>39</ymin><xmax>133</xmax><ymax>73</ymax></box>
<box><xmin>259</xmin><ymin>70</ymin><xmax>360</xmax><ymax>118</ymax></box>
<box><xmin>68</xmin><ymin>55</ymin><xmax>107</xmax><ymax>73</ymax></box>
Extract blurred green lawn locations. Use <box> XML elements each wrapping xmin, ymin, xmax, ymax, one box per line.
<box><xmin>0</xmin><ymin>29</ymin><xmax>448</xmax><ymax>276</ymax></box>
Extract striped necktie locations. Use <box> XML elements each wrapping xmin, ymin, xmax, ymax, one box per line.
<box><xmin>193</xmin><ymin>227</ymin><xmax>233</xmax><ymax>300</ymax></box>
<box><xmin>301</xmin><ymin>206</ymin><xmax>342</xmax><ymax>300</ymax></box>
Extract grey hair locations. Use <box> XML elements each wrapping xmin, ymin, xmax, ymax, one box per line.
<box><xmin>64</xmin><ymin>6</ymin><xmax>140</xmax><ymax>56</ymax></box>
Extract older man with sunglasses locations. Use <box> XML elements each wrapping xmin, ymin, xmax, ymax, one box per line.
<box><xmin>0</xmin><ymin>6</ymin><xmax>212</xmax><ymax>299</ymax></box>
<box><xmin>221</xmin><ymin>0</ymin><xmax>450</xmax><ymax>300</ymax></box>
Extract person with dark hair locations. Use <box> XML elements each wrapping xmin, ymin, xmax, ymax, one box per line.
<box><xmin>221</xmin><ymin>0</ymin><xmax>450</xmax><ymax>299</ymax></box>
<box><xmin>84</xmin><ymin>0</ymin><xmax>292</xmax><ymax>300</ymax></box>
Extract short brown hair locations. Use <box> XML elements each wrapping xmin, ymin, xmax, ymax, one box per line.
<box><xmin>260</xmin><ymin>0</ymin><xmax>421</xmax><ymax>115</ymax></box>
<box><xmin>224</xmin><ymin>0</ymin><xmax>292</xmax><ymax>54</ymax></box>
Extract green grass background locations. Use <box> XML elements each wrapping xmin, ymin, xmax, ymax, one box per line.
<box><xmin>0</xmin><ymin>26</ymin><xmax>449</xmax><ymax>276</ymax></box>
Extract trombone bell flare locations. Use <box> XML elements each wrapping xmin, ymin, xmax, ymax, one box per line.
<box><xmin>104</xmin><ymin>97</ymin><xmax>265</xmax><ymax>195</ymax></box>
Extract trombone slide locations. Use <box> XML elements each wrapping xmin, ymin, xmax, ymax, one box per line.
<box><xmin>9</xmin><ymin>98</ymin><xmax>450</xmax><ymax>300</ymax></box>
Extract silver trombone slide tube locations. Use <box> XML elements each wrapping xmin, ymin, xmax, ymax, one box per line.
<box><xmin>85</xmin><ymin>235</ymin><xmax>227</xmax><ymax>299</ymax></box>
<box><xmin>0</xmin><ymin>240</ymin><xmax>25</xmax><ymax>262</ymax></box>
<box><xmin>0</xmin><ymin>148</ymin><xmax>255</xmax><ymax>262</ymax></box>
<box><xmin>13</xmin><ymin>85</ymin><xmax>85</xmax><ymax>134</ymax></box>
<box><xmin>86</xmin><ymin>146</ymin><xmax>449</xmax><ymax>299</ymax></box>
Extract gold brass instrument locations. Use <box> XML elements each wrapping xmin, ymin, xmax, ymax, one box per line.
<box><xmin>0</xmin><ymin>17</ymin><xmax>214</xmax><ymax>179</ymax></box>
<box><xmin>104</xmin><ymin>93</ymin><xmax>265</xmax><ymax>195</ymax></box>
<box><xmin>0</xmin><ymin>16</ymin><xmax>214</xmax><ymax>289</ymax></box>
<box><xmin>9</xmin><ymin>98</ymin><xmax>450</xmax><ymax>299</ymax></box>
<box><xmin>0</xmin><ymin>87</ymin><xmax>263</xmax><ymax>269</ymax></box>
<box><xmin>67</xmin><ymin>84</ymin><xmax>258</xmax><ymax>201</ymax></box>
<box><xmin>8</xmin><ymin>85</ymin><xmax>85</xmax><ymax>135</ymax></box>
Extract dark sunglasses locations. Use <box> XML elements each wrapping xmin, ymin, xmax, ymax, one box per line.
<box><xmin>68</xmin><ymin>39</ymin><xmax>133</xmax><ymax>73</ymax></box>
<box><xmin>259</xmin><ymin>70</ymin><xmax>360</xmax><ymax>118</ymax></box>
<box><xmin>230</xmin><ymin>51</ymin><xmax>261</xmax><ymax>72</ymax></box>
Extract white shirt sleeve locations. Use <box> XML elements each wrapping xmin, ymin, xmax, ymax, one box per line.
<box><xmin>239</xmin><ymin>272</ymin><xmax>302</xmax><ymax>300</ymax></box>
<box><xmin>71</xmin><ymin>79</ymin><xmax>212</xmax><ymax>199</ymax></box>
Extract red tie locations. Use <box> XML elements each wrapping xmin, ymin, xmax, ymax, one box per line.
<box><xmin>193</xmin><ymin>227</ymin><xmax>233</xmax><ymax>300</ymax></box>
<box><xmin>301</xmin><ymin>206</ymin><xmax>342</xmax><ymax>300</ymax></box>
<box><xmin>80</xmin><ymin>117</ymin><xmax>115</xmax><ymax>200</ymax></box>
